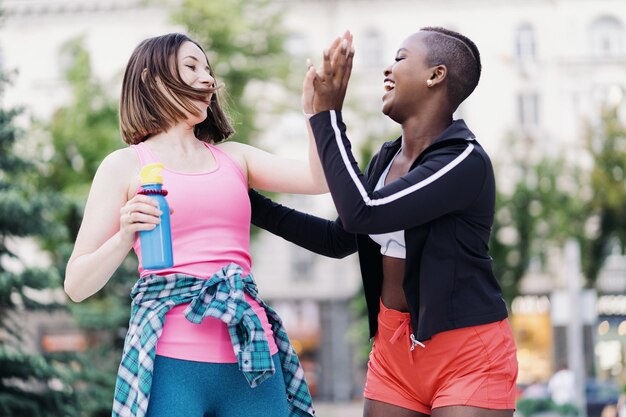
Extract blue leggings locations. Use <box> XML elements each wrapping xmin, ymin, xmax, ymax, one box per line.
<box><xmin>145</xmin><ymin>354</ymin><xmax>290</xmax><ymax>417</ymax></box>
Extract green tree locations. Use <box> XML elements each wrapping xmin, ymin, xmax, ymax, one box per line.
<box><xmin>583</xmin><ymin>107</ymin><xmax>626</xmax><ymax>283</ymax></box>
<box><xmin>0</xmin><ymin>69</ymin><xmax>77</xmax><ymax>416</ymax></box>
<box><xmin>490</xmin><ymin>109</ymin><xmax>626</xmax><ymax>300</ymax></box>
<box><xmin>491</xmin><ymin>142</ymin><xmax>587</xmax><ymax>302</ymax></box>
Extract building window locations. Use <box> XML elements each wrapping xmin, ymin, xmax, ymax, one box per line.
<box><xmin>590</xmin><ymin>16</ymin><xmax>624</xmax><ymax>57</ymax></box>
<box><xmin>515</xmin><ymin>24</ymin><xmax>536</xmax><ymax>63</ymax></box>
<box><xmin>361</xmin><ymin>29</ymin><xmax>383</xmax><ymax>68</ymax></box>
<box><xmin>518</xmin><ymin>93</ymin><xmax>540</xmax><ymax>126</ymax></box>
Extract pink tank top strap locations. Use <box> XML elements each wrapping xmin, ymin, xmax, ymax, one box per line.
<box><xmin>208</xmin><ymin>143</ymin><xmax>247</xmax><ymax>183</ymax></box>
<box><xmin>130</xmin><ymin>142</ymin><xmax>159</xmax><ymax>166</ymax></box>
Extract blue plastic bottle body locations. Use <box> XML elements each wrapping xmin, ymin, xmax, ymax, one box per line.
<box><xmin>139</xmin><ymin>183</ymin><xmax>173</xmax><ymax>269</ymax></box>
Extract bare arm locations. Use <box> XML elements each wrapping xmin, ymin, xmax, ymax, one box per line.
<box><xmin>64</xmin><ymin>149</ymin><xmax>161</xmax><ymax>302</ymax></box>
<box><xmin>217</xmin><ymin>67</ymin><xmax>328</xmax><ymax>194</ymax></box>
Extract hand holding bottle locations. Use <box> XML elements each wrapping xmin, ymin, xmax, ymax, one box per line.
<box><xmin>137</xmin><ymin>163</ymin><xmax>174</xmax><ymax>269</ymax></box>
<box><xmin>118</xmin><ymin>194</ymin><xmax>162</xmax><ymax>245</ymax></box>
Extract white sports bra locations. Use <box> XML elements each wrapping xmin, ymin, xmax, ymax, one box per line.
<box><xmin>368</xmin><ymin>150</ymin><xmax>406</xmax><ymax>259</ymax></box>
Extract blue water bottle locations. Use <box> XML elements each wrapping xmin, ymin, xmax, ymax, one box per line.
<box><xmin>138</xmin><ymin>163</ymin><xmax>173</xmax><ymax>269</ymax></box>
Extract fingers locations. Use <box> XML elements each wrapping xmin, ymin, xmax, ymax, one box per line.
<box><xmin>322</xmin><ymin>47</ymin><xmax>333</xmax><ymax>80</ymax></box>
<box><xmin>321</xmin><ymin>36</ymin><xmax>341</xmax><ymax>79</ymax></box>
<box><xmin>331</xmin><ymin>36</ymin><xmax>351</xmax><ymax>85</ymax></box>
<box><xmin>324</xmin><ymin>37</ymin><xmax>342</xmax><ymax>66</ymax></box>
<box><xmin>341</xmin><ymin>45</ymin><xmax>355</xmax><ymax>89</ymax></box>
<box><xmin>120</xmin><ymin>195</ymin><xmax>163</xmax><ymax>233</ymax></box>
<box><xmin>301</xmin><ymin>62</ymin><xmax>316</xmax><ymax>115</ymax></box>
<box><xmin>310</xmin><ymin>31</ymin><xmax>353</xmax><ymax>112</ymax></box>
<box><xmin>325</xmin><ymin>31</ymin><xmax>353</xmax><ymax>85</ymax></box>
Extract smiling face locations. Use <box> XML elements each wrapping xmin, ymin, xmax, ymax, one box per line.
<box><xmin>382</xmin><ymin>32</ymin><xmax>434</xmax><ymax>123</ymax></box>
<box><xmin>120</xmin><ymin>34</ymin><xmax>234</xmax><ymax>145</ymax></box>
<box><xmin>175</xmin><ymin>41</ymin><xmax>216</xmax><ymax>124</ymax></box>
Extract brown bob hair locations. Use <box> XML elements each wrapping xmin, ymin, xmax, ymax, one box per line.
<box><xmin>120</xmin><ymin>33</ymin><xmax>234</xmax><ymax>145</ymax></box>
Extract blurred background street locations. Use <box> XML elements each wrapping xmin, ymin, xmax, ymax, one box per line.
<box><xmin>315</xmin><ymin>400</ymin><xmax>364</xmax><ymax>417</ymax></box>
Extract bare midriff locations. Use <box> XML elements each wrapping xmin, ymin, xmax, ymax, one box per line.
<box><xmin>381</xmin><ymin>256</ymin><xmax>409</xmax><ymax>312</ymax></box>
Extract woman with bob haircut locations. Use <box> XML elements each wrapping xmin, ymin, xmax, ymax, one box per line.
<box><xmin>250</xmin><ymin>29</ymin><xmax>518</xmax><ymax>417</ymax></box>
<box><xmin>64</xmin><ymin>33</ymin><xmax>332</xmax><ymax>417</ymax></box>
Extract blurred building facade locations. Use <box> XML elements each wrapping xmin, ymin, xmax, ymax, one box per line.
<box><xmin>1</xmin><ymin>0</ymin><xmax>626</xmax><ymax>400</ymax></box>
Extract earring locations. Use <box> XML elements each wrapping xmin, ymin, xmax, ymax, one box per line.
<box><xmin>426</xmin><ymin>79</ymin><xmax>434</xmax><ymax>87</ymax></box>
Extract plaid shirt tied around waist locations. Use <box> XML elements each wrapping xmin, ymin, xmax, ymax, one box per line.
<box><xmin>112</xmin><ymin>263</ymin><xmax>315</xmax><ymax>417</ymax></box>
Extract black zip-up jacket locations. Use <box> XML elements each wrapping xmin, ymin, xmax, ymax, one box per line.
<box><xmin>250</xmin><ymin>111</ymin><xmax>508</xmax><ymax>342</ymax></box>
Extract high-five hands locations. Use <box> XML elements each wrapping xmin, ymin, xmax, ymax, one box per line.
<box><xmin>303</xmin><ymin>31</ymin><xmax>355</xmax><ymax>115</ymax></box>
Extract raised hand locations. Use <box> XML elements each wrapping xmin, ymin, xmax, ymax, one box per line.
<box><xmin>313</xmin><ymin>31</ymin><xmax>355</xmax><ymax>113</ymax></box>
<box><xmin>301</xmin><ymin>60</ymin><xmax>316</xmax><ymax>116</ymax></box>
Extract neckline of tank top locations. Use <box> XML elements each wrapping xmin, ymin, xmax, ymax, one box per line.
<box><xmin>141</xmin><ymin>141</ymin><xmax>222</xmax><ymax>176</ymax></box>
<box><xmin>378</xmin><ymin>147</ymin><xmax>402</xmax><ymax>188</ymax></box>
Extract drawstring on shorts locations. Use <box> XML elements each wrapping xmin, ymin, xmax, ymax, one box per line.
<box><xmin>388</xmin><ymin>318</ymin><xmax>425</xmax><ymax>364</ymax></box>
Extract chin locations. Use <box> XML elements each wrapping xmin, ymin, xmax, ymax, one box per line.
<box><xmin>383</xmin><ymin>107</ymin><xmax>402</xmax><ymax>124</ymax></box>
<box><xmin>381</xmin><ymin>101</ymin><xmax>391</xmax><ymax>116</ymax></box>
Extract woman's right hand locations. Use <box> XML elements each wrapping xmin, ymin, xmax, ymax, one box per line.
<box><xmin>302</xmin><ymin>62</ymin><xmax>316</xmax><ymax>117</ymax></box>
<box><xmin>313</xmin><ymin>31</ymin><xmax>354</xmax><ymax>112</ymax></box>
<box><xmin>119</xmin><ymin>194</ymin><xmax>162</xmax><ymax>244</ymax></box>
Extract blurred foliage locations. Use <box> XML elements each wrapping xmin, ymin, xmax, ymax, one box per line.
<box><xmin>0</xmin><ymin>68</ymin><xmax>78</xmax><ymax>416</ymax></box>
<box><xmin>582</xmin><ymin>107</ymin><xmax>626</xmax><ymax>282</ymax></box>
<box><xmin>516</xmin><ymin>397</ymin><xmax>578</xmax><ymax>416</ymax></box>
<box><xmin>491</xmin><ymin>107</ymin><xmax>626</xmax><ymax>301</ymax></box>
<box><xmin>491</xmin><ymin>153</ymin><xmax>587</xmax><ymax>302</ymax></box>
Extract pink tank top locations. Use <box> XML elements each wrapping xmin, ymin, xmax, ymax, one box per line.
<box><xmin>131</xmin><ymin>141</ymin><xmax>278</xmax><ymax>362</ymax></box>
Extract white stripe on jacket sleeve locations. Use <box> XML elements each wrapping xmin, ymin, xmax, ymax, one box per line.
<box><xmin>329</xmin><ymin>110</ymin><xmax>475</xmax><ymax>207</ymax></box>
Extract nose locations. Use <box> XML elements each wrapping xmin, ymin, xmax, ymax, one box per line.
<box><xmin>200</xmin><ymin>71</ymin><xmax>215</xmax><ymax>88</ymax></box>
<box><xmin>384</xmin><ymin>65</ymin><xmax>392</xmax><ymax>77</ymax></box>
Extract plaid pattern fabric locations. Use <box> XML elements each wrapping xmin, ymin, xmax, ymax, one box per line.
<box><xmin>112</xmin><ymin>263</ymin><xmax>315</xmax><ymax>417</ymax></box>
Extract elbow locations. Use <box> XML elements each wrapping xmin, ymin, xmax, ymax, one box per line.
<box><xmin>338</xmin><ymin>208</ymin><xmax>369</xmax><ymax>234</ymax></box>
<box><xmin>311</xmin><ymin>183</ymin><xmax>329</xmax><ymax>195</ymax></box>
<box><xmin>341</xmin><ymin>219</ymin><xmax>361</xmax><ymax>234</ymax></box>
<box><xmin>64</xmin><ymin>285</ymin><xmax>84</xmax><ymax>303</ymax></box>
<box><xmin>306</xmin><ymin>175</ymin><xmax>329</xmax><ymax>195</ymax></box>
<box><xmin>64</xmin><ymin>275</ymin><xmax>86</xmax><ymax>303</ymax></box>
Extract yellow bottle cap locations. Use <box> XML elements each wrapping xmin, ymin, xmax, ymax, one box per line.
<box><xmin>139</xmin><ymin>163</ymin><xmax>164</xmax><ymax>185</ymax></box>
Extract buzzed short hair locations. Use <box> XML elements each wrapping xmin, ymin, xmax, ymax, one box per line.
<box><xmin>420</xmin><ymin>27</ymin><xmax>482</xmax><ymax>111</ymax></box>
<box><xmin>120</xmin><ymin>33</ymin><xmax>234</xmax><ymax>145</ymax></box>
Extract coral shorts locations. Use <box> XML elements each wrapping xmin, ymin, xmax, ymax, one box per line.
<box><xmin>364</xmin><ymin>299</ymin><xmax>518</xmax><ymax>414</ymax></box>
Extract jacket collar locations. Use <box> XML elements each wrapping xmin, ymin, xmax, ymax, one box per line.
<box><xmin>381</xmin><ymin>118</ymin><xmax>475</xmax><ymax>150</ymax></box>
<box><xmin>432</xmin><ymin>119</ymin><xmax>475</xmax><ymax>144</ymax></box>
<box><xmin>378</xmin><ymin>119</ymin><xmax>475</xmax><ymax>164</ymax></box>
<box><xmin>368</xmin><ymin>120</ymin><xmax>476</xmax><ymax>185</ymax></box>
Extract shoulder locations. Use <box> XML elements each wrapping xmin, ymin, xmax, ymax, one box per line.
<box><xmin>215</xmin><ymin>140</ymin><xmax>247</xmax><ymax>154</ymax></box>
<box><xmin>93</xmin><ymin>147</ymin><xmax>140</xmax><ymax>196</ymax></box>
<box><xmin>431</xmin><ymin>140</ymin><xmax>486</xmax><ymax>161</ymax></box>
<box><xmin>425</xmin><ymin>140</ymin><xmax>492</xmax><ymax>177</ymax></box>
<box><xmin>214</xmin><ymin>140</ymin><xmax>248</xmax><ymax>171</ymax></box>
<box><xmin>98</xmin><ymin>147</ymin><xmax>139</xmax><ymax>175</ymax></box>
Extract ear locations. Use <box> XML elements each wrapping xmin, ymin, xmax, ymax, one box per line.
<box><xmin>141</xmin><ymin>68</ymin><xmax>148</xmax><ymax>82</ymax></box>
<box><xmin>428</xmin><ymin>64</ymin><xmax>447</xmax><ymax>87</ymax></box>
